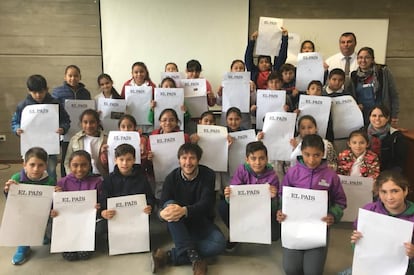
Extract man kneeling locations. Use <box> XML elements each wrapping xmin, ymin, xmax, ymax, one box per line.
<box><xmin>151</xmin><ymin>143</ymin><xmax>225</xmax><ymax>275</ymax></box>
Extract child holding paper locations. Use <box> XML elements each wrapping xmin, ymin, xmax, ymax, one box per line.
<box><xmin>64</xmin><ymin>109</ymin><xmax>108</xmax><ymax>177</ymax></box>
<box><xmin>95</xmin><ymin>73</ymin><xmax>122</xmax><ymax>99</ymax></box>
<box><xmin>347</xmin><ymin>171</ymin><xmax>414</xmax><ymax>274</ymax></box>
<box><xmin>147</xmin><ymin>109</ymin><xmax>190</xmax><ymax>199</ymax></box>
<box><xmin>216</xmin><ymin>59</ymin><xmax>257</xmax><ymax>129</ymax></box>
<box><xmin>98</xmin><ymin>144</ymin><xmax>155</xmax><ymax>241</ymax></box>
<box><xmin>244</xmin><ymin>27</ymin><xmax>288</xmax><ymax>89</ymax></box>
<box><xmin>4</xmin><ymin>147</ymin><xmax>56</xmax><ymax>265</ymax></box>
<box><xmin>12</xmin><ymin>74</ymin><xmax>71</xmax><ymax>181</ymax></box>
<box><xmin>277</xmin><ymin>134</ymin><xmax>346</xmax><ymax>275</ymax></box>
<box><xmin>120</xmin><ymin>61</ymin><xmax>156</xmax><ymax>98</ymax></box>
<box><xmin>337</xmin><ymin>129</ymin><xmax>380</xmax><ymax>179</ymax></box>
<box><xmin>185</xmin><ymin>59</ymin><xmax>216</xmax><ymax>107</ymax></box>
<box><xmin>218</xmin><ymin>141</ymin><xmax>280</xmax><ymax>251</ymax></box>
<box><xmin>52</xmin><ymin>65</ymin><xmax>91</xmax><ymax>177</ymax></box>
<box><xmin>52</xmin><ymin>150</ymin><xmax>102</xmax><ymax>261</ymax></box>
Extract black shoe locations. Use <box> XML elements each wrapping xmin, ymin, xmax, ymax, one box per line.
<box><xmin>225</xmin><ymin>240</ymin><xmax>238</xmax><ymax>252</ymax></box>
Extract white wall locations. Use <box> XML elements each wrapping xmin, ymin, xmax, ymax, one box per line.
<box><xmin>100</xmin><ymin>0</ymin><xmax>250</xmax><ymax>93</ymax></box>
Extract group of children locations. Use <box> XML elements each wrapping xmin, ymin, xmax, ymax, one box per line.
<box><xmin>4</xmin><ymin>30</ymin><xmax>410</xmax><ymax>274</ymax></box>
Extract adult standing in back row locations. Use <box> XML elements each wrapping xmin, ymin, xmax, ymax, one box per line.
<box><xmin>325</xmin><ymin>32</ymin><xmax>358</xmax><ymax>78</ymax></box>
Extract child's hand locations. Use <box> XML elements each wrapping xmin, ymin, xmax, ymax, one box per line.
<box><xmin>144</xmin><ymin>205</ymin><xmax>152</xmax><ymax>215</ymax></box>
<box><xmin>137</xmin><ymin>128</ymin><xmax>143</xmax><ymax>135</ymax></box>
<box><xmin>269</xmin><ymin>185</ymin><xmax>277</xmax><ymax>198</ymax></box>
<box><xmin>322</xmin><ymin>214</ymin><xmax>335</xmax><ymax>226</ymax></box>
<box><xmin>217</xmin><ymin>86</ymin><xmax>223</xmax><ymax>97</ymax></box>
<box><xmin>102</xmin><ymin>209</ymin><xmax>116</xmax><ymax>220</ymax></box>
<box><xmin>290</xmin><ymin>138</ymin><xmax>298</xmax><ymax>148</ymax></box>
<box><xmin>95</xmin><ymin>203</ymin><xmax>101</xmax><ymax>210</ymax></box>
<box><xmin>227</xmin><ymin>135</ymin><xmax>234</xmax><ymax>146</ymax></box>
<box><xmin>283</xmin><ymin>104</ymin><xmax>289</xmax><ymax>112</ymax></box>
<box><xmin>281</xmin><ymin>27</ymin><xmax>288</xmax><ymax>36</ymax></box>
<box><xmin>250</xmin><ymin>105</ymin><xmax>257</xmax><ymax>113</ymax></box>
<box><xmin>50</xmin><ymin>209</ymin><xmax>58</xmax><ymax>218</ymax></box>
<box><xmin>257</xmin><ymin>131</ymin><xmax>264</xmax><ymax>141</ymax></box>
<box><xmin>292</xmin><ymin>88</ymin><xmax>299</xmax><ymax>97</ymax></box>
<box><xmin>249</xmin><ymin>81</ymin><xmax>256</xmax><ymax>92</ymax></box>
<box><xmin>16</xmin><ymin>129</ymin><xmax>24</xmax><ymax>136</ymax></box>
<box><xmin>54</xmin><ymin>186</ymin><xmax>62</xmax><ymax>192</ymax></box>
<box><xmin>276</xmin><ymin>210</ymin><xmax>286</xmax><ymax>223</ymax></box>
<box><xmin>57</xmin><ymin>128</ymin><xmax>65</xmax><ymax>135</ymax></box>
<box><xmin>350</xmin><ymin>230</ymin><xmax>363</xmax><ymax>244</ymax></box>
<box><xmin>100</xmin><ymin>144</ymin><xmax>109</xmax><ymax>155</ymax></box>
<box><xmin>4</xmin><ymin>179</ymin><xmax>18</xmax><ymax>193</ymax></box>
<box><xmin>150</xmin><ymin>100</ymin><xmax>156</xmax><ymax>110</ymax></box>
<box><xmin>207</xmin><ymin>90</ymin><xmax>215</xmax><ymax>99</ymax></box>
<box><xmin>323</xmin><ymin>62</ymin><xmax>329</xmax><ymax>70</ymax></box>
<box><xmin>147</xmin><ymin>151</ymin><xmax>153</xmax><ymax>161</ymax></box>
<box><xmin>180</xmin><ymin>105</ymin><xmax>187</xmax><ymax>113</ymax></box>
<box><xmin>404</xmin><ymin>242</ymin><xmax>414</xmax><ymax>258</ymax></box>
<box><xmin>293</xmin><ymin>109</ymin><xmax>300</xmax><ymax>115</ymax></box>
<box><xmin>190</xmin><ymin>134</ymin><xmax>200</xmax><ymax>144</ymax></box>
<box><xmin>251</xmin><ymin>31</ymin><xmax>258</xmax><ymax>40</ymax></box>
<box><xmin>224</xmin><ymin>186</ymin><xmax>231</xmax><ymax>199</ymax></box>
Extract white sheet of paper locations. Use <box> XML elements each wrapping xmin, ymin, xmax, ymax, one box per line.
<box><xmin>295</xmin><ymin>52</ymin><xmax>325</xmax><ymax>91</ymax></box>
<box><xmin>262</xmin><ymin>112</ymin><xmax>296</xmax><ymax>161</ymax></box>
<box><xmin>107</xmin><ymin>194</ymin><xmax>149</xmax><ymax>255</ymax></box>
<box><xmin>222</xmin><ymin>81</ymin><xmax>250</xmax><ymax>113</ymax></box>
<box><xmin>339</xmin><ymin>175</ymin><xmax>373</xmax><ymax>222</ymax></box>
<box><xmin>228</xmin><ymin>129</ymin><xmax>256</xmax><ymax>177</ymax></box>
<box><xmin>297</xmin><ymin>95</ymin><xmax>332</xmax><ymax>138</ymax></box>
<box><xmin>149</xmin><ymin>132</ymin><xmax>185</xmax><ymax>182</ymax></box>
<box><xmin>154</xmin><ymin>88</ymin><xmax>184</xmax><ymax>130</ymax></box>
<box><xmin>197</xmin><ymin>125</ymin><xmax>228</xmax><ymax>172</ymax></box>
<box><xmin>229</xmin><ymin>184</ymin><xmax>271</xmax><ymax>244</ymax></box>
<box><xmin>222</xmin><ymin>72</ymin><xmax>251</xmax><ymax>82</ymax></box>
<box><xmin>286</xmin><ymin>33</ymin><xmax>301</xmax><ymax>65</ymax></box>
<box><xmin>281</xmin><ymin>186</ymin><xmax>327</xmax><ymax>249</ymax></box>
<box><xmin>20</xmin><ymin>104</ymin><xmax>60</xmax><ymax>155</ymax></box>
<box><xmin>97</xmin><ymin>98</ymin><xmax>126</xmax><ymax>132</ymax></box>
<box><xmin>160</xmin><ymin>72</ymin><xmax>185</xmax><ymax>87</ymax></box>
<box><xmin>181</xmin><ymin>79</ymin><xmax>208</xmax><ymax>118</ymax></box>
<box><xmin>64</xmin><ymin>100</ymin><xmax>96</xmax><ymax>142</ymax></box>
<box><xmin>125</xmin><ymin>85</ymin><xmax>153</xmax><ymax>125</ymax></box>
<box><xmin>256</xmin><ymin>90</ymin><xmax>286</xmax><ymax>130</ymax></box>
<box><xmin>0</xmin><ymin>184</ymin><xmax>54</xmax><ymax>246</ymax></box>
<box><xmin>51</xmin><ymin>190</ymin><xmax>97</xmax><ymax>252</ymax></box>
<box><xmin>107</xmin><ymin>131</ymin><xmax>141</xmax><ymax>172</ymax></box>
<box><xmin>353</xmin><ymin>208</ymin><xmax>413</xmax><ymax>275</ymax></box>
<box><xmin>255</xmin><ymin>17</ymin><xmax>283</xmax><ymax>56</ymax></box>
<box><xmin>331</xmin><ymin>96</ymin><xmax>364</xmax><ymax>139</ymax></box>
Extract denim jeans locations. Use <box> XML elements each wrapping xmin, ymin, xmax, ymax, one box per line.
<box><xmin>47</xmin><ymin>154</ymin><xmax>58</xmax><ymax>181</ymax></box>
<box><xmin>163</xmin><ymin>200</ymin><xmax>226</xmax><ymax>265</ymax></box>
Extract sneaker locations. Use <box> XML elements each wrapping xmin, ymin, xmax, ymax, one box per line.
<box><xmin>192</xmin><ymin>259</ymin><xmax>208</xmax><ymax>275</ymax></box>
<box><xmin>151</xmin><ymin>248</ymin><xmax>169</xmax><ymax>273</ymax></box>
<box><xmin>225</xmin><ymin>240</ymin><xmax>238</xmax><ymax>252</ymax></box>
<box><xmin>43</xmin><ymin>235</ymin><xmax>51</xmax><ymax>245</ymax></box>
<box><xmin>77</xmin><ymin>251</ymin><xmax>92</xmax><ymax>260</ymax></box>
<box><xmin>12</xmin><ymin>246</ymin><xmax>31</xmax><ymax>265</ymax></box>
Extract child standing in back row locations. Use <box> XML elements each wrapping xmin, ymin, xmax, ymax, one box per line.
<box><xmin>245</xmin><ymin>28</ymin><xmax>289</xmax><ymax>89</ymax></box>
<box><xmin>4</xmin><ymin>147</ymin><xmax>56</xmax><ymax>265</ymax></box>
<box><xmin>277</xmin><ymin>134</ymin><xmax>346</xmax><ymax>275</ymax></box>
<box><xmin>12</xmin><ymin>74</ymin><xmax>71</xmax><ymax>181</ymax></box>
<box><xmin>52</xmin><ymin>65</ymin><xmax>92</xmax><ymax>177</ymax></box>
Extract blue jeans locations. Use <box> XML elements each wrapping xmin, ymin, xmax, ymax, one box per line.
<box><xmin>47</xmin><ymin>154</ymin><xmax>58</xmax><ymax>181</ymax></box>
<box><xmin>163</xmin><ymin>201</ymin><xmax>225</xmax><ymax>265</ymax></box>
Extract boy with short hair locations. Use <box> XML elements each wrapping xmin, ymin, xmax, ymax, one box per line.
<box><xmin>99</xmin><ymin>144</ymin><xmax>155</xmax><ymax>239</ymax></box>
<box><xmin>4</xmin><ymin>147</ymin><xmax>56</xmax><ymax>265</ymax></box>
<box><xmin>280</xmin><ymin>63</ymin><xmax>299</xmax><ymax>109</ymax></box>
<box><xmin>11</xmin><ymin>74</ymin><xmax>71</xmax><ymax>181</ymax></box>
<box><xmin>322</xmin><ymin>68</ymin><xmax>354</xmax><ymax>97</ymax></box>
<box><xmin>218</xmin><ymin>141</ymin><xmax>280</xmax><ymax>250</ymax></box>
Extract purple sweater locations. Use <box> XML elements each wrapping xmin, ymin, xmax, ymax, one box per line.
<box><xmin>280</xmin><ymin>159</ymin><xmax>347</xmax><ymax>221</ymax></box>
<box><xmin>231</xmin><ymin>163</ymin><xmax>279</xmax><ymax>187</ymax></box>
<box><xmin>57</xmin><ymin>173</ymin><xmax>102</xmax><ymax>194</ymax></box>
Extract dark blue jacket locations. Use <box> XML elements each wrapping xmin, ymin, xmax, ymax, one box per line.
<box><xmin>52</xmin><ymin>81</ymin><xmax>91</xmax><ymax>105</ymax></box>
